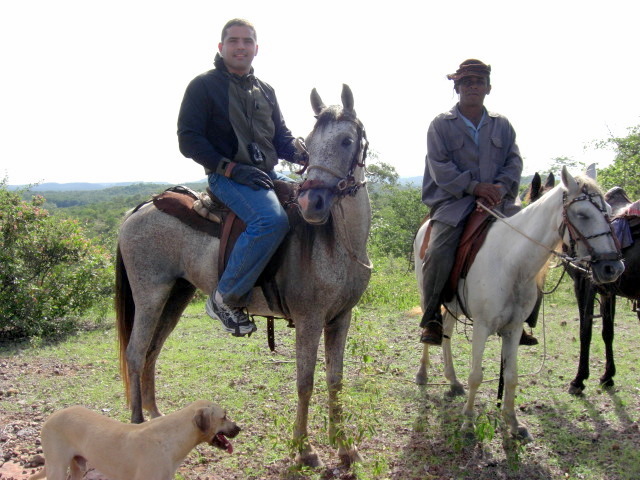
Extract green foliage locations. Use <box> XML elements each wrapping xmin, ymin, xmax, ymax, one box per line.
<box><xmin>22</xmin><ymin>182</ymin><xmax>207</xmax><ymax>249</ymax></box>
<box><xmin>366</xmin><ymin>158</ymin><xmax>399</xmax><ymax>186</ymax></box>
<box><xmin>369</xmin><ymin>183</ymin><xmax>427</xmax><ymax>258</ymax></box>
<box><xmin>0</xmin><ymin>179</ymin><xmax>113</xmax><ymax>338</ymax></box>
<box><xmin>596</xmin><ymin>124</ymin><xmax>640</xmax><ymax>199</ymax></box>
<box><xmin>545</xmin><ymin>156</ymin><xmax>586</xmax><ymax>177</ymax></box>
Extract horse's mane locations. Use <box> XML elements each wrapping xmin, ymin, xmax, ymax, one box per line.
<box><xmin>288</xmin><ymin>207</ymin><xmax>335</xmax><ymax>268</ymax></box>
<box><xmin>574</xmin><ymin>174</ymin><xmax>604</xmax><ymax>195</ymax></box>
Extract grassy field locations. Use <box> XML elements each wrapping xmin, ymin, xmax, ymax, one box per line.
<box><xmin>1</xmin><ymin>263</ymin><xmax>640</xmax><ymax>479</ymax></box>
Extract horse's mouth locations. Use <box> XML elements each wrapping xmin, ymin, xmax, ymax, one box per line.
<box><xmin>590</xmin><ymin>259</ymin><xmax>625</xmax><ymax>285</ymax></box>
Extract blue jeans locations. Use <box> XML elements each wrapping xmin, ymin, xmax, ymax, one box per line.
<box><xmin>208</xmin><ymin>170</ymin><xmax>291</xmax><ymax>307</ymax></box>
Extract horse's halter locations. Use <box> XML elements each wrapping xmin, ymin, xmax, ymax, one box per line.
<box><xmin>560</xmin><ymin>187</ymin><xmax>622</xmax><ymax>264</ymax></box>
<box><xmin>296</xmin><ymin>115</ymin><xmax>368</xmax><ymax>199</ymax></box>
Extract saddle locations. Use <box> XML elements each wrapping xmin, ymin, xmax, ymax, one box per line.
<box><xmin>419</xmin><ymin>209</ymin><xmax>496</xmax><ymax>303</ymax></box>
<box><xmin>605</xmin><ymin>187</ymin><xmax>640</xmax><ymax>250</ymax></box>
<box><xmin>152</xmin><ymin>182</ymin><xmax>298</xmax><ymax>282</ymax></box>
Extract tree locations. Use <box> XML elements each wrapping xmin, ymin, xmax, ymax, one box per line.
<box><xmin>0</xmin><ymin>179</ymin><xmax>113</xmax><ymax>338</ymax></box>
<box><xmin>545</xmin><ymin>156</ymin><xmax>586</xmax><ymax>177</ymax></box>
<box><xmin>596</xmin><ymin>125</ymin><xmax>640</xmax><ymax>199</ymax></box>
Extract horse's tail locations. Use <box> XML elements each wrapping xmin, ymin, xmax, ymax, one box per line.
<box><xmin>115</xmin><ymin>243</ymin><xmax>134</xmax><ymax>405</ymax></box>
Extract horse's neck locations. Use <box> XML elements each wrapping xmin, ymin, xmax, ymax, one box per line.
<box><xmin>332</xmin><ymin>186</ymin><xmax>371</xmax><ymax>251</ymax></box>
<box><xmin>498</xmin><ymin>186</ymin><xmax>564</xmax><ymax>271</ymax></box>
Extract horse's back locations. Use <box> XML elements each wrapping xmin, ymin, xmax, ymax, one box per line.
<box><xmin>119</xmin><ymin>203</ymin><xmax>219</xmax><ymax>294</ymax></box>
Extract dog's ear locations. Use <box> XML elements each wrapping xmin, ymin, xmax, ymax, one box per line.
<box><xmin>194</xmin><ymin>407</ymin><xmax>211</xmax><ymax>433</ymax></box>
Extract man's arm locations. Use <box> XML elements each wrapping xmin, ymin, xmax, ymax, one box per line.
<box><xmin>177</xmin><ymin>77</ymin><xmax>227</xmax><ymax>172</ymax></box>
<box><xmin>426</xmin><ymin>121</ymin><xmax>474</xmax><ymax>199</ymax></box>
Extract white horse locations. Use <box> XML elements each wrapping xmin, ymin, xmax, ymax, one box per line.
<box><xmin>116</xmin><ymin>85</ymin><xmax>371</xmax><ymax>467</ymax></box>
<box><xmin>414</xmin><ymin>166</ymin><xmax>623</xmax><ymax>441</ymax></box>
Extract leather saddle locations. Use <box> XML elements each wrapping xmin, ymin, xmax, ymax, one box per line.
<box><xmin>605</xmin><ymin>186</ymin><xmax>640</xmax><ymax>250</ymax></box>
<box><xmin>418</xmin><ymin>209</ymin><xmax>496</xmax><ymax>303</ymax></box>
<box><xmin>151</xmin><ymin>182</ymin><xmax>298</xmax><ymax>280</ymax></box>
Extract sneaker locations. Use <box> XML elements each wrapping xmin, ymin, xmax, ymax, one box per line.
<box><xmin>206</xmin><ymin>294</ymin><xmax>257</xmax><ymax>337</ymax></box>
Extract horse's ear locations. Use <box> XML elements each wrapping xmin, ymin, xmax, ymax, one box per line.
<box><xmin>545</xmin><ymin>172</ymin><xmax>555</xmax><ymax>189</ymax></box>
<box><xmin>532</xmin><ymin>172</ymin><xmax>541</xmax><ymax>193</ymax></box>
<box><xmin>584</xmin><ymin>163</ymin><xmax>597</xmax><ymax>180</ymax></box>
<box><xmin>310</xmin><ymin>88</ymin><xmax>325</xmax><ymax>116</ymax></box>
<box><xmin>341</xmin><ymin>84</ymin><xmax>355</xmax><ymax>115</ymax></box>
<box><xmin>561</xmin><ymin>165</ymin><xmax>579</xmax><ymax>194</ymax></box>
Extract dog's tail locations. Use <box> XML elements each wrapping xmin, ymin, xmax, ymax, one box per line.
<box><xmin>28</xmin><ymin>466</ymin><xmax>46</xmax><ymax>480</ymax></box>
<box><xmin>115</xmin><ymin>243</ymin><xmax>134</xmax><ymax>405</ymax></box>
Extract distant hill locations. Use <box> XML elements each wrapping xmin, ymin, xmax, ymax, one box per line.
<box><xmin>11</xmin><ymin>177</ymin><xmax>425</xmax><ymax>192</ymax></box>
<box><xmin>8</xmin><ymin>181</ymin><xmax>177</xmax><ymax>192</ymax></box>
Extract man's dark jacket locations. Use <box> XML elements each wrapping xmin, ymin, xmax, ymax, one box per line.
<box><xmin>177</xmin><ymin>54</ymin><xmax>296</xmax><ymax>174</ymax></box>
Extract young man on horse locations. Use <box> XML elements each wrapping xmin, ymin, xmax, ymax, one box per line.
<box><xmin>177</xmin><ymin>18</ymin><xmax>307</xmax><ymax>336</ymax></box>
<box><xmin>419</xmin><ymin>59</ymin><xmax>538</xmax><ymax>346</ymax></box>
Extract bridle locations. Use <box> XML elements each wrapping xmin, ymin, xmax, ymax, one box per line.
<box><xmin>478</xmin><ymin>184</ymin><xmax>621</xmax><ymax>270</ymax></box>
<box><xmin>296</xmin><ymin>116</ymin><xmax>368</xmax><ymax>199</ymax></box>
<box><xmin>559</xmin><ymin>187</ymin><xmax>622</xmax><ymax>265</ymax></box>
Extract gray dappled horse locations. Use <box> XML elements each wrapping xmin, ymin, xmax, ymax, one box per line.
<box><xmin>115</xmin><ymin>84</ymin><xmax>371</xmax><ymax>467</ymax></box>
<box><xmin>413</xmin><ymin>167</ymin><xmax>623</xmax><ymax>443</ymax></box>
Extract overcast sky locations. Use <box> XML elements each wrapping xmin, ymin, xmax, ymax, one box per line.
<box><xmin>2</xmin><ymin>0</ymin><xmax>639</xmax><ymax>185</ymax></box>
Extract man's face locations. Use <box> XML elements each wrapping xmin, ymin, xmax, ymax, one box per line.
<box><xmin>457</xmin><ymin>75</ymin><xmax>491</xmax><ymax>108</ymax></box>
<box><xmin>218</xmin><ymin>25</ymin><xmax>258</xmax><ymax>75</ymax></box>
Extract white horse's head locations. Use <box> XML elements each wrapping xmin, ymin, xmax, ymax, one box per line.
<box><xmin>559</xmin><ymin>166</ymin><xmax>624</xmax><ymax>284</ymax></box>
<box><xmin>296</xmin><ymin>84</ymin><xmax>368</xmax><ymax>225</ymax></box>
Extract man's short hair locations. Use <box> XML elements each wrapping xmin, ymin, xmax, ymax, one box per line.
<box><xmin>221</xmin><ymin>18</ymin><xmax>257</xmax><ymax>42</ymax></box>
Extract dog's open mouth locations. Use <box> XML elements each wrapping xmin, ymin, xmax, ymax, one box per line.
<box><xmin>211</xmin><ymin>433</ymin><xmax>233</xmax><ymax>454</ymax></box>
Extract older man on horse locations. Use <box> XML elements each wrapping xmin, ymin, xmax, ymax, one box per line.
<box><xmin>177</xmin><ymin>18</ymin><xmax>307</xmax><ymax>337</ymax></box>
<box><xmin>419</xmin><ymin>59</ymin><xmax>538</xmax><ymax>346</ymax></box>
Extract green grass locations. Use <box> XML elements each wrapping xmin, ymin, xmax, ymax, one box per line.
<box><xmin>2</xmin><ymin>260</ymin><xmax>640</xmax><ymax>479</ymax></box>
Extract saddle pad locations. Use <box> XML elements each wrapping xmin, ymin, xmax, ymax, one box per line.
<box><xmin>153</xmin><ymin>191</ymin><xmax>221</xmax><ymax>237</ymax></box>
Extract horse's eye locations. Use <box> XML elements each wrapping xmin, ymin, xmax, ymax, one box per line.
<box><xmin>341</xmin><ymin>137</ymin><xmax>353</xmax><ymax>147</ymax></box>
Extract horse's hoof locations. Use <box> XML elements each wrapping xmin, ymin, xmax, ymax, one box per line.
<box><xmin>600</xmin><ymin>378</ymin><xmax>615</xmax><ymax>389</ymax></box>
<box><xmin>415</xmin><ymin>372</ymin><xmax>427</xmax><ymax>385</ymax></box>
<box><xmin>568</xmin><ymin>383</ymin><xmax>585</xmax><ymax>396</ymax></box>
<box><xmin>445</xmin><ymin>384</ymin><xmax>465</xmax><ymax>398</ymax></box>
<box><xmin>339</xmin><ymin>447</ymin><xmax>363</xmax><ymax>467</ymax></box>
<box><xmin>295</xmin><ymin>451</ymin><xmax>323</xmax><ymax>469</ymax></box>
<box><xmin>515</xmin><ymin>426</ymin><xmax>534</xmax><ymax>444</ymax></box>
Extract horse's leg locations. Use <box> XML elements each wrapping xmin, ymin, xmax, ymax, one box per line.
<box><xmin>323</xmin><ymin>310</ymin><xmax>362</xmax><ymax>466</ymax></box>
<box><xmin>126</xmin><ymin>285</ymin><xmax>173</xmax><ymax>423</ymax></box>
<box><xmin>415</xmin><ymin>344</ymin><xmax>430</xmax><ymax>385</ymax></box>
<box><xmin>140</xmin><ymin>280</ymin><xmax>196</xmax><ymax>418</ymax></box>
<box><xmin>569</xmin><ymin>272</ymin><xmax>596</xmax><ymax>395</ymax></box>
<box><xmin>461</xmin><ymin>325</ymin><xmax>489</xmax><ymax>435</ymax></box>
<box><xmin>599</xmin><ymin>293</ymin><xmax>616</xmax><ymax>388</ymax></box>
<box><xmin>501</xmin><ymin>329</ymin><xmax>533</xmax><ymax>443</ymax></box>
<box><xmin>293</xmin><ymin>317</ymin><xmax>324</xmax><ymax>468</ymax></box>
<box><xmin>442</xmin><ymin>311</ymin><xmax>464</xmax><ymax>397</ymax></box>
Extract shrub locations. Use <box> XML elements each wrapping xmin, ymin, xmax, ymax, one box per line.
<box><xmin>0</xmin><ymin>180</ymin><xmax>113</xmax><ymax>338</ymax></box>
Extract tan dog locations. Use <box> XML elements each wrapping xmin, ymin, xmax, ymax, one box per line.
<box><xmin>28</xmin><ymin>400</ymin><xmax>240</xmax><ymax>480</ymax></box>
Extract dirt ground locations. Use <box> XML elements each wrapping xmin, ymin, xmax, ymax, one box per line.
<box><xmin>0</xmin><ymin>355</ymin><xmax>341</xmax><ymax>480</ymax></box>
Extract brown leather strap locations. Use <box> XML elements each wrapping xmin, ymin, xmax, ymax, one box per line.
<box><xmin>218</xmin><ymin>211</ymin><xmax>238</xmax><ymax>281</ymax></box>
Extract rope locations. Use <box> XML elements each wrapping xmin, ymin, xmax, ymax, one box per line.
<box><xmin>333</xmin><ymin>202</ymin><xmax>373</xmax><ymax>270</ymax></box>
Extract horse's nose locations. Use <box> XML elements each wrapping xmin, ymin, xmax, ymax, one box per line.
<box><xmin>297</xmin><ymin>189</ymin><xmax>333</xmax><ymax>225</ymax></box>
<box><xmin>592</xmin><ymin>260</ymin><xmax>625</xmax><ymax>284</ymax></box>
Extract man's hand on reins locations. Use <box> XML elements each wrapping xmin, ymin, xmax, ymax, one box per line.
<box><xmin>473</xmin><ymin>183</ymin><xmax>503</xmax><ymax>211</ymax></box>
<box><xmin>226</xmin><ymin>163</ymin><xmax>274</xmax><ymax>190</ymax></box>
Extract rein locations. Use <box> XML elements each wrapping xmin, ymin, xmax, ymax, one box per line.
<box><xmin>477</xmin><ymin>186</ymin><xmax>619</xmax><ymax>270</ymax></box>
